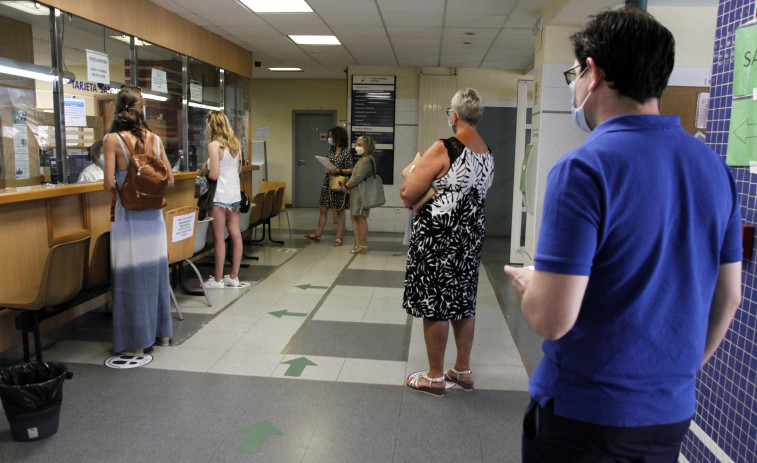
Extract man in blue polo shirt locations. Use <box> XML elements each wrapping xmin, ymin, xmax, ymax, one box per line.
<box><xmin>505</xmin><ymin>7</ymin><xmax>742</xmax><ymax>462</ymax></box>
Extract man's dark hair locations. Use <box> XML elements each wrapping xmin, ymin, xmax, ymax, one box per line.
<box><xmin>570</xmin><ymin>7</ymin><xmax>675</xmax><ymax>103</ymax></box>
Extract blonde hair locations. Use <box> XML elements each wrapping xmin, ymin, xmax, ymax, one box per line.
<box><xmin>205</xmin><ymin>111</ymin><xmax>240</xmax><ymax>153</ymax></box>
<box><xmin>356</xmin><ymin>135</ymin><xmax>375</xmax><ymax>154</ymax></box>
<box><xmin>451</xmin><ymin>88</ymin><xmax>484</xmax><ymax>125</ymax></box>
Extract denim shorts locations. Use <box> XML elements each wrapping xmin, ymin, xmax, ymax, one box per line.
<box><xmin>213</xmin><ymin>201</ymin><xmax>241</xmax><ymax>211</ymax></box>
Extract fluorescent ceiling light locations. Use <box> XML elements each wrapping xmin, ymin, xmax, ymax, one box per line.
<box><xmin>110</xmin><ymin>35</ymin><xmax>150</xmax><ymax>46</ymax></box>
<box><xmin>188</xmin><ymin>102</ymin><xmax>223</xmax><ymax>111</ymax></box>
<box><xmin>269</xmin><ymin>67</ymin><xmax>302</xmax><ymax>72</ymax></box>
<box><xmin>0</xmin><ymin>57</ymin><xmax>59</xmax><ymax>82</ymax></box>
<box><xmin>239</xmin><ymin>0</ymin><xmax>312</xmax><ymax>13</ymax></box>
<box><xmin>0</xmin><ymin>64</ymin><xmax>55</xmax><ymax>82</ymax></box>
<box><xmin>142</xmin><ymin>92</ymin><xmax>168</xmax><ymax>102</ymax></box>
<box><xmin>0</xmin><ymin>1</ymin><xmax>48</xmax><ymax>16</ymax></box>
<box><xmin>289</xmin><ymin>35</ymin><xmax>340</xmax><ymax>45</ymax></box>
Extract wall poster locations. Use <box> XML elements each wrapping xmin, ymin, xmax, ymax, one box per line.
<box><xmin>727</xmin><ymin>22</ymin><xmax>757</xmax><ymax>166</ymax></box>
<box><xmin>351</xmin><ymin>75</ymin><xmax>395</xmax><ymax>184</ymax></box>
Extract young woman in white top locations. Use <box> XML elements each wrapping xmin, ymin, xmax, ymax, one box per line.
<box><xmin>203</xmin><ymin>111</ymin><xmax>243</xmax><ymax>288</ymax></box>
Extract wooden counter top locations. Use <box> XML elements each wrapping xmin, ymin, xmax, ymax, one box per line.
<box><xmin>0</xmin><ymin>165</ymin><xmax>258</xmax><ymax>205</ymax></box>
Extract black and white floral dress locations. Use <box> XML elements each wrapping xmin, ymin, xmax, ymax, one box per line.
<box><xmin>317</xmin><ymin>145</ymin><xmax>354</xmax><ymax>210</ymax></box>
<box><xmin>403</xmin><ymin>137</ymin><xmax>494</xmax><ymax>321</ymax></box>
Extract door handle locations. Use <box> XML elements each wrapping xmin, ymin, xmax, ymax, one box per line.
<box><xmin>297</xmin><ymin>159</ymin><xmax>306</xmax><ymax>166</ymax></box>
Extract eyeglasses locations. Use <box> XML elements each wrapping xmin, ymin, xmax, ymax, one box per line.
<box><xmin>563</xmin><ymin>64</ymin><xmax>581</xmax><ymax>85</ymax></box>
<box><xmin>446</xmin><ymin>107</ymin><xmax>454</xmax><ymax>116</ymax></box>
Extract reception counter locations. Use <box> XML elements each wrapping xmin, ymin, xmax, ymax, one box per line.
<box><xmin>0</xmin><ymin>166</ymin><xmax>257</xmax><ymax>355</ymax></box>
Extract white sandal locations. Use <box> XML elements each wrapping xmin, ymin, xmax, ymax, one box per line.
<box><xmin>444</xmin><ymin>368</ymin><xmax>474</xmax><ymax>391</ymax></box>
<box><xmin>406</xmin><ymin>371</ymin><xmax>446</xmax><ymax>396</ymax></box>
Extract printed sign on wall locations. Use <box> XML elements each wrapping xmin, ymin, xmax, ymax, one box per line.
<box><xmin>351</xmin><ymin>75</ymin><xmax>396</xmax><ymax>184</ymax></box>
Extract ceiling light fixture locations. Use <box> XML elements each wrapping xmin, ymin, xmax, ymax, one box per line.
<box><xmin>289</xmin><ymin>35</ymin><xmax>340</xmax><ymax>45</ymax></box>
<box><xmin>0</xmin><ymin>1</ymin><xmax>48</xmax><ymax>16</ymax></box>
<box><xmin>110</xmin><ymin>35</ymin><xmax>150</xmax><ymax>46</ymax></box>
<box><xmin>0</xmin><ymin>57</ymin><xmax>75</xmax><ymax>83</ymax></box>
<box><xmin>268</xmin><ymin>67</ymin><xmax>302</xmax><ymax>72</ymax></box>
<box><xmin>142</xmin><ymin>92</ymin><xmax>168</xmax><ymax>102</ymax></box>
<box><xmin>239</xmin><ymin>0</ymin><xmax>312</xmax><ymax>13</ymax></box>
<box><xmin>188</xmin><ymin>102</ymin><xmax>223</xmax><ymax>111</ymax></box>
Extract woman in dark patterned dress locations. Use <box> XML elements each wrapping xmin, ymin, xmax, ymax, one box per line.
<box><xmin>304</xmin><ymin>126</ymin><xmax>354</xmax><ymax>246</ymax></box>
<box><xmin>400</xmin><ymin>88</ymin><xmax>494</xmax><ymax>396</ymax></box>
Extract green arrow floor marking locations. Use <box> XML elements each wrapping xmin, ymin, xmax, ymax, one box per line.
<box><xmin>268</xmin><ymin>309</ymin><xmax>308</xmax><ymax>318</ymax></box>
<box><xmin>295</xmin><ymin>284</ymin><xmax>328</xmax><ymax>290</ymax></box>
<box><xmin>237</xmin><ymin>420</ymin><xmax>282</xmax><ymax>455</ymax></box>
<box><xmin>281</xmin><ymin>357</ymin><xmax>317</xmax><ymax>377</ymax></box>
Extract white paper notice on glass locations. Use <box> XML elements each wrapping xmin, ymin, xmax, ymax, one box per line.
<box><xmin>696</xmin><ymin>92</ymin><xmax>709</xmax><ymax>129</ymax></box>
<box><xmin>86</xmin><ymin>49</ymin><xmax>110</xmax><ymax>85</ymax></box>
<box><xmin>12</xmin><ymin>109</ymin><xmax>29</xmax><ymax>180</ymax></box>
<box><xmin>315</xmin><ymin>156</ymin><xmax>336</xmax><ymax>170</ymax></box>
<box><xmin>151</xmin><ymin>68</ymin><xmax>167</xmax><ymax>93</ymax></box>
<box><xmin>190</xmin><ymin>80</ymin><xmax>202</xmax><ymax>102</ymax></box>
<box><xmin>172</xmin><ymin>211</ymin><xmax>195</xmax><ymax>242</ymax></box>
<box><xmin>64</xmin><ymin>96</ymin><xmax>87</xmax><ymax>127</ymax></box>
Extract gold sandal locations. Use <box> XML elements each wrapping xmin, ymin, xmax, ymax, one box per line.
<box><xmin>304</xmin><ymin>233</ymin><xmax>321</xmax><ymax>243</ymax></box>
<box><xmin>349</xmin><ymin>245</ymin><xmax>368</xmax><ymax>254</ymax></box>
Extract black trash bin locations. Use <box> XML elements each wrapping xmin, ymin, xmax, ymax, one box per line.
<box><xmin>0</xmin><ymin>362</ymin><xmax>73</xmax><ymax>442</ymax></box>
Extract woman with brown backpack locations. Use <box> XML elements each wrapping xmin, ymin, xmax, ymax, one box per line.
<box><xmin>103</xmin><ymin>86</ymin><xmax>175</xmax><ymax>356</ymax></box>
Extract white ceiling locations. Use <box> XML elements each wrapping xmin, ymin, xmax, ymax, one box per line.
<box><xmin>148</xmin><ymin>0</ymin><xmax>718</xmax><ymax>79</ymax></box>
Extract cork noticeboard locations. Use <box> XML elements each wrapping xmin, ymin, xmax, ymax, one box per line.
<box><xmin>660</xmin><ymin>86</ymin><xmax>709</xmax><ymax>136</ymax></box>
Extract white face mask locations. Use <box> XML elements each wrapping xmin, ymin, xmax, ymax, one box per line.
<box><xmin>570</xmin><ymin>66</ymin><xmax>592</xmax><ymax>133</ymax></box>
<box><xmin>99</xmin><ymin>154</ymin><xmax>105</xmax><ymax>166</ymax></box>
<box><xmin>356</xmin><ymin>146</ymin><xmax>365</xmax><ymax>155</ymax></box>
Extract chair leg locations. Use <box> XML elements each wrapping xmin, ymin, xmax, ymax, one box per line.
<box><xmin>177</xmin><ymin>261</ymin><xmax>208</xmax><ymax>297</ymax></box>
<box><xmin>267</xmin><ymin>221</ymin><xmax>284</xmax><ymax>244</ymax></box>
<box><xmin>21</xmin><ymin>324</ymin><xmax>30</xmax><ymax>363</ymax></box>
<box><xmin>32</xmin><ymin>312</ymin><xmax>42</xmax><ymax>362</ymax></box>
<box><xmin>185</xmin><ymin>259</ymin><xmax>212</xmax><ymax>307</ymax></box>
<box><xmin>169</xmin><ymin>286</ymin><xmax>184</xmax><ymax>321</ymax></box>
<box><xmin>282</xmin><ymin>210</ymin><xmax>292</xmax><ymax>240</ymax></box>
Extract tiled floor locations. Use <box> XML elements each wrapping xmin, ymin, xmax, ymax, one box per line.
<box><xmin>0</xmin><ymin>208</ymin><xmax>538</xmax><ymax>462</ymax></box>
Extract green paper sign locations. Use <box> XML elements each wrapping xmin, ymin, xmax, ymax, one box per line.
<box><xmin>733</xmin><ymin>25</ymin><xmax>757</xmax><ymax>98</ymax></box>
<box><xmin>726</xmin><ymin>99</ymin><xmax>757</xmax><ymax>166</ymax></box>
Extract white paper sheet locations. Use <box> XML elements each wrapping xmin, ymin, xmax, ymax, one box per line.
<box><xmin>315</xmin><ymin>156</ymin><xmax>336</xmax><ymax>169</ymax></box>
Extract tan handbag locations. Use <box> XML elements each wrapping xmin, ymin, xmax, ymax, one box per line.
<box><xmin>329</xmin><ymin>174</ymin><xmax>349</xmax><ymax>191</ymax></box>
<box><xmin>401</xmin><ymin>152</ymin><xmax>436</xmax><ymax>215</ymax></box>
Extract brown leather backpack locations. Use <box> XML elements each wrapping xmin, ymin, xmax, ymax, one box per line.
<box><xmin>115</xmin><ymin>132</ymin><xmax>168</xmax><ymax>210</ymax></box>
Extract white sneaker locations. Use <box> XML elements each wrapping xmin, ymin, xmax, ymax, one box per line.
<box><xmin>223</xmin><ymin>275</ymin><xmax>240</xmax><ymax>287</ymax></box>
<box><xmin>203</xmin><ymin>276</ymin><xmax>224</xmax><ymax>289</ymax></box>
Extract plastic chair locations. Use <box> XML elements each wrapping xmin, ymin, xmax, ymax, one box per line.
<box><xmin>259</xmin><ymin>181</ymin><xmax>291</xmax><ymax>240</ymax></box>
<box><xmin>165</xmin><ymin>207</ymin><xmax>208</xmax><ymax>319</ymax></box>
<box><xmin>84</xmin><ymin>231</ymin><xmax>110</xmax><ymax>291</ymax></box>
<box><xmin>251</xmin><ymin>189</ymin><xmax>283</xmax><ymax>244</ymax></box>
<box><xmin>0</xmin><ymin>231</ymin><xmax>90</xmax><ymax>362</ymax></box>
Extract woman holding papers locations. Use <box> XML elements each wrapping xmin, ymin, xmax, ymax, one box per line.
<box><xmin>304</xmin><ymin>126</ymin><xmax>354</xmax><ymax>246</ymax></box>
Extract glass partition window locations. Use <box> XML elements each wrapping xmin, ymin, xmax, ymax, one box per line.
<box><xmin>225</xmin><ymin>71</ymin><xmax>250</xmax><ymax>164</ymax></box>
<box><xmin>0</xmin><ymin>3</ymin><xmax>247</xmax><ymax>186</ymax></box>
<box><xmin>60</xmin><ymin>14</ymin><xmax>131</xmax><ymax>183</ymax></box>
<box><xmin>135</xmin><ymin>42</ymin><xmax>183</xmax><ymax>170</ymax></box>
<box><xmin>0</xmin><ymin>1</ymin><xmax>54</xmax><ymax>187</ymax></box>
<box><xmin>187</xmin><ymin>57</ymin><xmax>221</xmax><ymax>170</ymax></box>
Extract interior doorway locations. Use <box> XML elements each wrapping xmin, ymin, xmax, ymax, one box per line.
<box><xmin>292</xmin><ymin>110</ymin><xmax>336</xmax><ymax>207</ymax></box>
